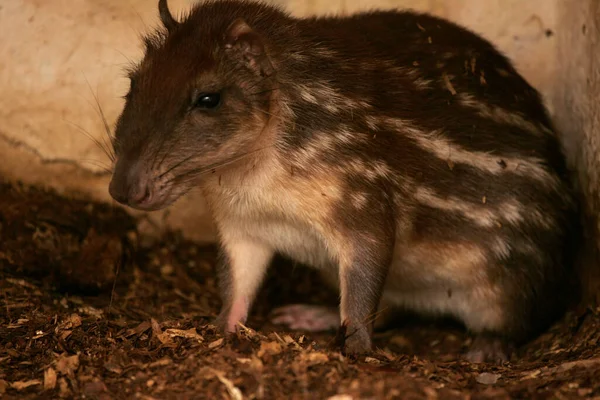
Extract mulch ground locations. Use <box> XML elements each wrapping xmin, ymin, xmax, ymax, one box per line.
<box><xmin>1</xmin><ymin>179</ymin><xmax>600</xmax><ymax>400</ymax></box>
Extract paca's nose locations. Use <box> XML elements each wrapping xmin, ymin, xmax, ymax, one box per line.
<box><xmin>109</xmin><ymin>160</ymin><xmax>153</xmax><ymax>207</ymax></box>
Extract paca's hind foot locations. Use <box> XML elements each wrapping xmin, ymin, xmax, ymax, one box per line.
<box><xmin>464</xmin><ymin>335</ymin><xmax>512</xmax><ymax>364</ymax></box>
<box><xmin>270</xmin><ymin>304</ymin><xmax>339</xmax><ymax>332</ymax></box>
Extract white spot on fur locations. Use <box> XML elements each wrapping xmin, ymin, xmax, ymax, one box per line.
<box><xmin>457</xmin><ymin>93</ymin><xmax>554</xmax><ymax>136</ymax></box>
<box><xmin>346</xmin><ymin>159</ymin><xmax>393</xmax><ymax>181</ymax></box>
<box><xmin>414</xmin><ymin>187</ymin><xmax>548</xmax><ymax>229</ymax></box>
<box><xmin>379</xmin><ymin>117</ymin><xmax>559</xmax><ymax>188</ymax></box>
<box><xmin>351</xmin><ymin>192</ymin><xmax>368</xmax><ymax>208</ymax></box>
<box><xmin>414</xmin><ymin>187</ymin><xmax>497</xmax><ymax>227</ymax></box>
<box><xmin>295</xmin><ymin>81</ymin><xmax>372</xmax><ymax>114</ymax></box>
<box><xmin>490</xmin><ymin>237</ymin><xmax>511</xmax><ymax>259</ymax></box>
<box><xmin>497</xmin><ymin>200</ymin><xmax>523</xmax><ymax>225</ymax></box>
<box><xmin>299</xmin><ymin>85</ymin><xmax>318</xmax><ymax>104</ymax></box>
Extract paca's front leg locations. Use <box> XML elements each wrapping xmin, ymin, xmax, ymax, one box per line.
<box><xmin>338</xmin><ymin>245</ymin><xmax>393</xmax><ymax>355</ymax></box>
<box><xmin>215</xmin><ymin>238</ymin><xmax>274</xmax><ymax>333</ymax></box>
<box><xmin>336</xmin><ymin>210</ymin><xmax>395</xmax><ymax>355</ymax></box>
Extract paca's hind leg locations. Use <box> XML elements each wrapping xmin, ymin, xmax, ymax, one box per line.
<box><xmin>270</xmin><ymin>304</ymin><xmax>340</xmax><ymax>331</ymax></box>
<box><xmin>270</xmin><ymin>268</ymin><xmax>340</xmax><ymax>332</ymax></box>
<box><xmin>464</xmin><ymin>334</ymin><xmax>512</xmax><ymax>363</ymax></box>
<box><xmin>270</xmin><ymin>297</ymin><xmax>397</xmax><ymax>332</ymax></box>
<box><xmin>457</xmin><ymin>288</ymin><xmax>517</xmax><ymax>364</ymax></box>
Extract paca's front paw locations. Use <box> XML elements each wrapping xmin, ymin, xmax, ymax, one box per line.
<box><xmin>214</xmin><ymin>310</ymin><xmax>242</xmax><ymax>335</ymax></box>
<box><xmin>339</xmin><ymin>322</ymin><xmax>372</xmax><ymax>356</ymax></box>
<box><xmin>213</xmin><ymin>311</ymin><xmax>232</xmax><ymax>334</ymax></box>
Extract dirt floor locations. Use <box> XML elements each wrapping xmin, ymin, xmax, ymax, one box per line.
<box><xmin>1</xmin><ymin>179</ymin><xmax>600</xmax><ymax>400</ymax></box>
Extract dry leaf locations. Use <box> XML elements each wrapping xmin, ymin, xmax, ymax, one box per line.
<box><xmin>58</xmin><ymin>313</ymin><xmax>82</xmax><ymax>331</ymax></box>
<box><xmin>151</xmin><ymin>318</ymin><xmax>171</xmax><ymax>344</ymax></box>
<box><xmin>257</xmin><ymin>341</ymin><xmax>282</xmax><ymax>358</ymax></box>
<box><xmin>44</xmin><ymin>367</ymin><xmax>57</xmax><ymax>390</ymax></box>
<box><xmin>11</xmin><ymin>379</ymin><xmax>42</xmax><ymax>390</ymax></box>
<box><xmin>283</xmin><ymin>335</ymin><xmax>295</xmax><ymax>344</ymax></box>
<box><xmin>56</xmin><ymin>353</ymin><xmax>80</xmax><ymax>376</ymax></box>
<box><xmin>210</xmin><ymin>369</ymin><xmax>243</xmax><ymax>400</ymax></box>
<box><xmin>125</xmin><ymin>321</ymin><xmax>151</xmax><ymax>337</ymax></box>
<box><xmin>165</xmin><ymin>327</ymin><xmax>203</xmax><ymax>342</ymax></box>
<box><xmin>301</xmin><ymin>351</ymin><xmax>329</xmax><ymax>366</ymax></box>
<box><xmin>208</xmin><ymin>338</ymin><xmax>224</xmax><ymax>349</ymax></box>
<box><xmin>148</xmin><ymin>357</ymin><xmax>172</xmax><ymax>368</ymax></box>
<box><xmin>476</xmin><ymin>372</ymin><xmax>500</xmax><ymax>385</ymax></box>
<box><xmin>59</xmin><ymin>330</ymin><xmax>72</xmax><ymax>340</ymax></box>
<box><xmin>58</xmin><ymin>377</ymin><xmax>70</xmax><ymax>398</ymax></box>
<box><xmin>0</xmin><ymin>379</ymin><xmax>7</xmax><ymax>394</ymax></box>
<box><xmin>520</xmin><ymin>369</ymin><xmax>541</xmax><ymax>380</ymax></box>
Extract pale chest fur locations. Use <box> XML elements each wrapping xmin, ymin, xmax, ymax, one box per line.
<box><xmin>202</xmin><ymin>157</ymin><xmax>338</xmax><ymax>269</ymax></box>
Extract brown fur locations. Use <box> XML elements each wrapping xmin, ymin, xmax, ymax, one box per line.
<box><xmin>108</xmin><ymin>0</ymin><xmax>581</xmax><ymax>360</ymax></box>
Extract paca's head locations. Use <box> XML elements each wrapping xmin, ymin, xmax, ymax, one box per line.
<box><xmin>109</xmin><ymin>0</ymin><xmax>280</xmax><ymax>211</ymax></box>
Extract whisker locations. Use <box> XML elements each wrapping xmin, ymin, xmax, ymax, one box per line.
<box><xmin>63</xmin><ymin>119</ymin><xmax>114</xmax><ymax>163</ymax></box>
<box><xmin>158</xmin><ymin>153</ymin><xmax>197</xmax><ymax>179</ymax></box>
<box><xmin>152</xmin><ymin>126</ymin><xmax>180</xmax><ymax>172</ymax></box>
<box><xmin>82</xmin><ymin>75</ymin><xmax>116</xmax><ymax>162</ymax></box>
<box><xmin>78</xmin><ymin>160</ymin><xmax>114</xmax><ymax>174</ymax></box>
<box><xmin>166</xmin><ymin>144</ymin><xmax>275</xmax><ymax>185</ymax></box>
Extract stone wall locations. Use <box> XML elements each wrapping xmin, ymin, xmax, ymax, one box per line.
<box><xmin>0</xmin><ymin>0</ymin><xmax>587</xmax><ymax>244</ymax></box>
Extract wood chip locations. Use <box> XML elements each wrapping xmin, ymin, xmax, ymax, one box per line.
<box><xmin>58</xmin><ymin>377</ymin><xmax>70</xmax><ymax>398</ymax></box>
<box><xmin>476</xmin><ymin>372</ymin><xmax>500</xmax><ymax>385</ymax></box>
<box><xmin>56</xmin><ymin>353</ymin><xmax>80</xmax><ymax>376</ymax></box>
<box><xmin>151</xmin><ymin>318</ymin><xmax>171</xmax><ymax>344</ymax></box>
<box><xmin>125</xmin><ymin>321</ymin><xmax>151</xmax><ymax>337</ymax></box>
<box><xmin>44</xmin><ymin>367</ymin><xmax>57</xmax><ymax>390</ymax></box>
<box><xmin>300</xmin><ymin>351</ymin><xmax>329</xmax><ymax>366</ymax></box>
<box><xmin>148</xmin><ymin>357</ymin><xmax>172</xmax><ymax>369</ymax></box>
<box><xmin>208</xmin><ymin>338</ymin><xmax>224</xmax><ymax>349</ymax></box>
<box><xmin>210</xmin><ymin>369</ymin><xmax>243</xmax><ymax>400</ymax></box>
<box><xmin>165</xmin><ymin>327</ymin><xmax>203</xmax><ymax>342</ymax></box>
<box><xmin>257</xmin><ymin>341</ymin><xmax>282</xmax><ymax>358</ymax></box>
<box><xmin>553</xmin><ymin>358</ymin><xmax>600</xmax><ymax>373</ymax></box>
<box><xmin>58</xmin><ymin>313</ymin><xmax>82</xmax><ymax>331</ymax></box>
<box><xmin>11</xmin><ymin>379</ymin><xmax>42</xmax><ymax>390</ymax></box>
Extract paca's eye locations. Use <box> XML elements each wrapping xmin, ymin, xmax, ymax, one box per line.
<box><xmin>193</xmin><ymin>93</ymin><xmax>221</xmax><ymax>109</ymax></box>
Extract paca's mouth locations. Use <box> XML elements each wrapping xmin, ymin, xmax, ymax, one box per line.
<box><xmin>108</xmin><ymin>173</ymin><xmax>176</xmax><ymax>212</ymax></box>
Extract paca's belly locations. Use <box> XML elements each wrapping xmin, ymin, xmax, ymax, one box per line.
<box><xmin>381</xmin><ymin>239</ymin><xmax>504</xmax><ymax>331</ymax></box>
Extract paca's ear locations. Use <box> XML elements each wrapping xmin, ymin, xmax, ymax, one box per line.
<box><xmin>224</xmin><ymin>19</ymin><xmax>274</xmax><ymax>77</ymax></box>
<box><xmin>158</xmin><ymin>0</ymin><xmax>179</xmax><ymax>32</ymax></box>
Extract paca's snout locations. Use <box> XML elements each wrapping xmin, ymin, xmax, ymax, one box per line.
<box><xmin>109</xmin><ymin>160</ymin><xmax>156</xmax><ymax>210</ymax></box>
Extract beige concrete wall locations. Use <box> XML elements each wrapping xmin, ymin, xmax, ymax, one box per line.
<box><xmin>0</xmin><ymin>0</ymin><xmax>573</xmax><ymax>242</ymax></box>
<box><xmin>551</xmin><ymin>0</ymin><xmax>600</xmax><ymax>298</ymax></box>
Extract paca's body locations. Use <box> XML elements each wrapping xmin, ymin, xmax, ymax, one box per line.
<box><xmin>108</xmin><ymin>0</ymin><xmax>579</xmax><ymax>362</ymax></box>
